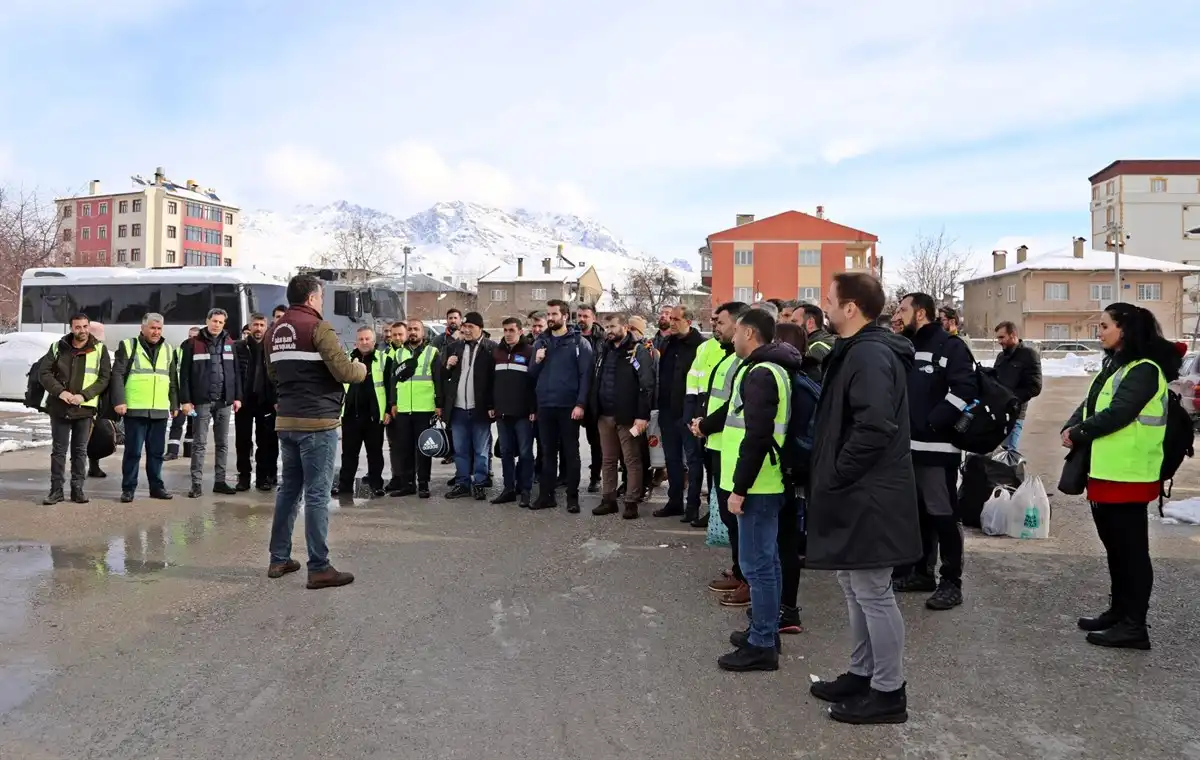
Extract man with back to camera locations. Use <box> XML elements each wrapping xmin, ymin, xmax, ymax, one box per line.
<box><xmin>529</xmin><ymin>299</ymin><xmax>593</xmax><ymax>512</ymax></box>
<box><xmin>575</xmin><ymin>303</ymin><xmax>604</xmax><ymax>494</ymax></box>
<box><xmin>265</xmin><ymin>274</ymin><xmax>366</xmax><ymax>589</ymax></box>
<box><xmin>894</xmin><ymin>292</ymin><xmax>978</xmax><ymax>611</ymax></box>
<box><xmin>234</xmin><ymin>312</ymin><xmax>278</xmax><ymax>492</ymax></box>
<box><xmin>991</xmin><ymin>321</ymin><xmax>1042</xmax><ymax>451</ymax></box>
<box><xmin>436</xmin><ymin>311</ymin><xmax>496</xmax><ymax>501</ymax></box>
<box><xmin>806</xmin><ymin>272</ymin><xmax>922</xmax><ymax>725</ymax></box>
<box><xmin>179</xmin><ymin>307</ymin><xmax>242</xmax><ymax>498</ymax></box>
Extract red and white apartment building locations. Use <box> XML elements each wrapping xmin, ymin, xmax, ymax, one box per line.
<box><xmin>54</xmin><ymin>167</ymin><xmax>240</xmax><ymax>269</ymax></box>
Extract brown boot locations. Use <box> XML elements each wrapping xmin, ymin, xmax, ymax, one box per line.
<box><xmin>708</xmin><ymin>572</ymin><xmax>742</xmax><ymax>593</ymax></box>
<box><xmin>719</xmin><ymin>582</ymin><xmax>751</xmax><ymax>607</ymax></box>
<box><xmin>267</xmin><ymin>559</ymin><xmax>301</xmax><ymax>579</ymax></box>
<box><xmin>306</xmin><ymin>566</ymin><xmax>355</xmax><ymax>590</ymax></box>
<box><xmin>622</xmin><ymin>502</ymin><xmax>639</xmax><ymax>520</ymax></box>
<box><xmin>592</xmin><ymin>499</ymin><xmax>619</xmax><ymax>516</ymax></box>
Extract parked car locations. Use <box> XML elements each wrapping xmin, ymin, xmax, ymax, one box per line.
<box><xmin>0</xmin><ymin>332</ymin><xmax>60</xmax><ymax>401</ymax></box>
<box><xmin>1169</xmin><ymin>352</ymin><xmax>1200</xmax><ymax>429</ymax></box>
<box><xmin>1042</xmin><ymin>342</ymin><xmax>1093</xmax><ymax>353</ymax></box>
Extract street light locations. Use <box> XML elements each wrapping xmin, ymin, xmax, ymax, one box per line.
<box><xmin>402</xmin><ymin>245</ymin><xmax>412</xmax><ymax>319</ymax></box>
<box><xmin>1104</xmin><ymin>222</ymin><xmax>1124</xmax><ymax>303</ymax></box>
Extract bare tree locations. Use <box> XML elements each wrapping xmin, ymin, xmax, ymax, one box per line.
<box><xmin>315</xmin><ymin>210</ymin><xmax>396</xmax><ymax>281</ymax></box>
<box><xmin>896</xmin><ymin>228</ymin><xmax>976</xmax><ymax>304</ymax></box>
<box><xmin>609</xmin><ymin>261</ymin><xmax>682</xmax><ymax>318</ymax></box>
<box><xmin>0</xmin><ymin>186</ymin><xmax>64</xmax><ymax>328</ymax></box>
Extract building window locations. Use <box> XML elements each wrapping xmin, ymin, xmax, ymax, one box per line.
<box><xmin>98</xmin><ymin>225</ymin><xmax>107</xmax><ymax>240</ymax></box>
<box><xmin>1045</xmin><ymin>324</ymin><xmax>1071</xmax><ymax>340</ymax></box>
<box><xmin>82</xmin><ymin>203</ymin><xmax>92</xmax><ymax>217</ymax></box>
<box><xmin>1091</xmin><ymin>186</ymin><xmax>1099</xmax><ymax>200</ymax></box>
<box><xmin>132</xmin><ymin>199</ymin><xmax>142</xmax><ymax>212</ymax></box>
<box><xmin>1106</xmin><ymin>180</ymin><xmax>1115</xmax><ymax>195</ymax></box>
<box><xmin>131</xmin><ymin>248</ymin><xmax>141</xmax><ymax>262</ymax></box>
<box><xmin>531</xmin><ymin>287</ymin><xmax>547</xmax><ymax>300</ymax></box>
<box><xmin>62</xmin><ymin>205</ymin><xmax>72</xmax><ymax>218</ymax></box>
<box><xmin>798</xmin><ymin>249</ymin><xmax>820</xmax><ymax>266</ymax></box>
<box><xmin>184</xmin><ymin>249</ymin><xmax>222</xmax><ymax>266</ymax></box>
<box><xmin>1105</xmin><ymin>206</ymin><xmax>1116</xmax><ymax>224</ymax></box>
<box><xmin>797</xmin><ymin>287</ymin><xmax>820</xmax><ymax>302</ymax></box>
<box><xmin>81</xmin><ymin>227</ymin><xmax>90</xmax><ymax>240</ymax></box>
<box><xmin>489</xmin><ymin>288</ymin><xmax>508</xmax><ymax>302</ymax></box>
<box><xmin>986</xmin><ymin>288</ymin><xmax>992</xmax><ymax>299</ymax></box>
<box><xmin>701</xmin><ymin>253</ymin><xmax>712</xmax><ymax>272</ymax></box>
<box><xmin>117</xmin><ymin>249</ymin><xmax>127</xmax><ymax>262</ymax></box>
<box><xmin>205</xmin><ymin>229</ymin><xmax>221</xmax><ymax>245</ymax></box>
<box><xmin>131</xmin><ymin>223</ymin><xmax>142</xmax><ymax>237</ymax></box>
<box><xmin>734</xmin><ymin>249</ymin><xmax>753</xmax><ymax>266</ymax></box>
<box><xmin>98</xmin><ymin>250</ymin><xmax>106</xmax><ymax>263</ymax></box>
<box><xmin>62</xmin><ymin>229</ymin><xmax>71</xmax><ymax>242</ymax></box>
<box><xmin>1137</xmin><ymin>282</ymin><xmax>1162</xmax><ymax>301</ymax></box>
<box><xmin>167</xmin><ymin>201</ymin><xmax>177</xmax><ymax>214</ymax></box>
<box><xmin>186</xmin><ymin>202</ymin><xmax>201</xmax><ymax>218</ymax></box>
<box><xmin>167</xmin><ymin>225</ymin><xmax>177</xmax><ymax>239</ymax></box>
<box><xmin>223</xmin><ymin>258</ymin><xmax>232</xmax><ymax>267</ymax></box>
<box><xmin>844</xmin><ymin>255</ymin><xmax>855</xmax><ymax>270</ymax></box>
<box><xmin>224</xmin><ymin>234</ymin><xmax>233</xmax><ymax>247</ymax></box>
<box><xmin>1089</xmin><ymin>283</ymin><xmax>1114</xmax><ymax>302</ymax></box>
<box><xmin>225</xmin><ymin>212</ymin><xmax>233</xmax><ymax>224</ymax></box>
<box><xmin>1150</xmin><ymin>177</ymin><xmax>1167</xmax><ymax>193</ymax></box>
<box><xmin>1088</xmin><ymin>323</ymin><xmax>1100</xmax><ymax>339</ymax></box>
<box><xmin>117</xmin><ymin>224</ymin><xmax>127</xmax><ymax>238</ymax></box>
<box><xmin>98</xmin><ymin>202</ymin><xmax>108</xmax><ymax>215</ymax></box>
<box><xmin>1006</xmin><ymin>285</ymin><xmax>1016</xmax><ymax>303</ymax></box>
<box><xmin>733</xmin><ymin>286</ymin><xmax>753</xmax><ymax>303</ymax></box>
<box><xmin>1044</xmin><ymin>282</ymin><xmax>1069</xmax><ymax>300</ymax></box>
<box><xmin>118</xmin><ymin>200</ymin><xmax>128</xmax><ymax>214</ymax></box>
<box><xmin>166</xmin><ymin>250</ymin><xmax>176</xmax><ymax>264</ymax></box>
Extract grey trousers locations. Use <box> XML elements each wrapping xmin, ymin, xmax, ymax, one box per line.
<box><xmin>50</xmin><ymin>416</ymin><xmax>93</xmax><ymax>491</ymax></box>
<box><xmin>191</xmin><ymin>403</ymin><xmax>232</xmax><ymax>487</ymax></box>
<box><xmin>836</xmin><ymin>568</ymin><xmax>906</xmax><ymax>692</ymax></box>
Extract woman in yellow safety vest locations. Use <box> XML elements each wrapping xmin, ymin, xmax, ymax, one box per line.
<box><xmin>1060</xmin><ymin>303</ymin><xmax>1182</xmax><ymax>651</ymax></box>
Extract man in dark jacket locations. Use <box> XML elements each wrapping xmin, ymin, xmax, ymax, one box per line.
<box><xmin>38</xmin><ymin>313</ymin><xmax>112</xmax><ymax>505</ymax></box>
<box><xmin>807</xmin><ymin>273</ymin><xmax>922</xmax><ymax>725</ymax></box>
<box><xmin>575</xmin><ymin>303</ymin><xmax>604</xmax><ymax>493</ymax></box>
<box><xmin>799</xmin><ymin>303</ymin><xmax>837</xmax><ymax>368</ymax></box>
<box><xmin>490</xmin><ymin>316</ymin><xmax>537</xmax><ymax>507</ymax></box>
<box><xmin>337</xmin><ymin>326</ymin><xmax>395</xmax><ymax>497</ymax></box>
<box><xmin>992</xmin><ymin>321</ymin><xmax>1042</xmax><ymax>451</ymax></box>
<box><xmin>179</xmin><ymin>308</ymin><xmax>243</xmax><ymax>498</ymax></box>
<box><xmin>234</xmin><ymin>312</ymin><xmax>278</xmax><ymax>492</ymax></box>
<box><xmin>654</xmin><ymin>305</ymin><xmax>705</xmax><ymax>520</ymax></box>
<box><xmin>529</xmin><ymin>299</ymin><xmax>594</xmax><ymax>512</ymax></box>
<box><xmin>589</xmin><ymin>312</ymin><xmax>654</xmax><ymax>519</ymax></box>
<box><xmin>895</xmin><ymin>292</ymin><xmax>978</xmax><ymax>611</ymax></box>
<box><xmin>436</xmin><ymin>311</ymin><xmax>495</xmax><ymax>500</ymax></box>
<box><xmin>166</xmin><ymin>326</ymin><xmax>201</xmax><ymax>460</ymax></box>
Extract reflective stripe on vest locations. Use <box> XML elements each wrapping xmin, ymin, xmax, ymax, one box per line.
<box><xmin>396</xmin><ymin>345</ymin><xmax>438</xmax><ymax>413</ymax></box>
<box><xmin>122</xmin><ymin>338</ymin><xmax>173</xmax><ymax>411</ymax></box>
<box><xmin>704</xmin><ymin>352</ymin><xmax>741</xmax><ymax>452</ymax></box>
<box><xmin>343</xmin><ymin>352</ymin><xmax>387</xmax><ymax>419</ymax></box>
<box><xmin>53</xmin><ymin>340</ymin><xmax>105</xmax><ymax>409</ymax></box>
<box><xmin>1085</xmin><ymin>358</ymin><xmax>1168</xmax><ymax>483</ymax></box>
<box><xmin>686</xmin><ymin>338</ymin><xmax>720</xmax><ymax>396</ymax></box>
<box><xmin>719</xmin><ymin>362</ymin><xmax>790</xmax><ymax>494</ymax></box>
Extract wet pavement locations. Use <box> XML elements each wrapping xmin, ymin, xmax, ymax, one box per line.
<box><xmin>1</xmin><ymin>378</ymin><xmax>1199</xmax><ymax>759</ymax></box>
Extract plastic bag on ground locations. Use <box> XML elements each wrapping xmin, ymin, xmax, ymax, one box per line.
<box><xmin>705</xmin><ymin>488</ymin><xmax>729</xmax><ymax>547</ymax></box>
<box><xmin>980</xmin><ymin>487</ymin><xmax>1013</xmax><ymax>536</ymax></box>
<box><xmin>959</xmin><ymin>449</ymin><xmax>1026</xmax><ymax>528</ymax></box>
<box><xmin>646</xmin><ymin>410</ymin><xmax>666</xmax><ymax>469</ymax></box>
<box><xmin>1008</xmin><ymin>475</ymin><xmax>1051</xmax><ymax>539</ymax></box>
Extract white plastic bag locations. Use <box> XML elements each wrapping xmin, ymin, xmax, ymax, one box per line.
<box><xmin>646</xmin><ymin>410</ymin><xmax>666</xmax><ymax>469</ymax></box>
<box><xmin>1008</xmin><ymin>475</ymin><xmax>1050</xmax><ymax>539</ymax></box>
<box><xmin>980</xmin><ymin>487</ymin><xmax>1012</xmax><ymax>536</ymax></box>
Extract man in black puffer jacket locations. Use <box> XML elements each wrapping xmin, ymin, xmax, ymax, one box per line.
<box><xmin>234</xmin><ymin>313</ymin><xmax>278</xmax><ymax>491</ymax></box>
<box><xmin>179</xmin><ymin>308</ymin><xmax>242</xmax><ymax>498</ymax></box>
<box><xmin>895</xmin><ymin>292</ymin><xmax>978</xmax><ymax>612</ymax></box>
<box><xmin>992</xmin><ymin>321</ymin><xmax>1042</xmax><ymax>451</ymax></box>
<box><xmin>655</xmin><ymin>305</ymin><xmax>705</xmax><ymax>520</ymax></box>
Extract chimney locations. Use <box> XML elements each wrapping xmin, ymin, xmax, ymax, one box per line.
<box><xmin>1016</xmin><ymin>245</ymin><xmax>1028</xmax><ymax>264</ymax></box>
<box><xmin>1072</xmin><ymin>237</ymin><xmax>1085</xmax><ymax>258</ymax></box>
<box><xmin>992</xmin><ymin>249</ymin><xmax>1007</xmax><ymax>272</ymax></box>
<box><xmin>815</xmin><ymin>205</ymin><xmax>825</xmax><ymax>219</ymax></box>
<box><xmin>542</xmin><ymin>257</ymin><xmax>552</xmax><ymax>275</ymax></box>
<box><xmin>88</xmin><ymin>180</ymin><xmax>100</xmax><ymax>195</ymax></box>
<box><xmin>154</xmin><ymin>167</ymin><xmax>165</xmax><ymax>185</ymax></box>
<box><xmin>517</xmin><ymin>257</ymin><xmax>524</xmax><ymax>277</ymax></box>
<box><xmin>186</xmin><ymin>179</ymin><xmax>198</xmax><ymax>191</ymax></box>
<box><xmin>736</xmin><ymin>214</ymin><xmax>755</xmax><ymax>226</ymax></box>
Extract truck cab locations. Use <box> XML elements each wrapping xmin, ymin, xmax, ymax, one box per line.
<box><xmin>311</xmin><ymin>271</ymin><xmax>404</xmax><ymax>347</ymax></box>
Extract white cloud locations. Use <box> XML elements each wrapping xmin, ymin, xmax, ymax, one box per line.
<box><xmin>261</xmin><ymin>145</ymin><xmax>343</xmax><ymax>199</ymax></box>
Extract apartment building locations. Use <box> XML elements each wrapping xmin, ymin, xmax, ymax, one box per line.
<box><xmin>54</xmin><ymin>167</ymin><xmax>240</xmax><ymax>269</ymax></box>
<box><xmin>476</xmin><ymin>246</ymin><xmax>603</xmax><ymax>326</ymax></box>
<box><xmin>962</xmin><ymin>238</ymin><xmax>1198</xmax><ymax>340</ymax></box>
<box><xmin>704</xmin><ymin>208</ymin><xmax>878</xmax><ymax>306</ymax></box>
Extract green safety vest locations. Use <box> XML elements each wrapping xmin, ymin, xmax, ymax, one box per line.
<box><xmin>121</xmin><ymin>338</ymin><xmax>173</xmax><ymax>411</ymax></box>
<box><xmin>1084</xmin><ymin>358</ymin><xmax>1168</xmax><ymax>483</ymax></box>
<box><xmin>719</xmin><ymin>361</ymin><xmax>790</xmax><ymax>495</ymax></box>
<box><xmin>343</xmin><ymin>351</ymin><xmax>387</xmax><ymax>419</ymax></box>
<box><xmin>705</xmin><ymin>350</ymin><xmax>741</xmax><ymax>452</ymax></box>
<box><xmin>686</xmin><ymin>337</ymin><xmax>723</xmax><ymax>397</ymax></box>
<box><xmin>47</xmin><ymin>340</ymin><xmax>105</xmax><ymax>408</ymax></box>
<box><xmin>395</xmin><ymin>344</ymin><xmax>438</xmax><ymax>413</ymax></box>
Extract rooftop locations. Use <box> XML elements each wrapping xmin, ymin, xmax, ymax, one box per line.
<box><xmin>55</xmin><ymin>169</ymin><xmax>239</xmax><ymax>209</ymax></box>
<box><xmin>478</xmin><ymin>252</ymin><xmax>591</xmax><ymax>283</ymax></box>
<box><xmin>1088</xmin><ymin>159</ymin><xmax>1200</xmax><ymax>185</ymax></box>
<box><xmin>707</xmin><ymin>209</ymin><xmax>878</xmax><ymax>243</ymax></box>
<box><xmin>369</xmin><ymin>272</ymin><xmax>474</xmax><ymax>293</ymax></box>
<box><xmin>963</xmin><ymin>245</ymin><xmax>1200</xmax><ymax>284</ymax></box>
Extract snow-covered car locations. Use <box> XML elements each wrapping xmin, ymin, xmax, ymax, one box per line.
<box><xmin>1171</xmin><ymin>352</ymin><xmax>1200</xmax><ymax>419</ymax></box>
<box><xmin>0</xmin><ymin>332</ymin><xmax>60</xmax><ymax>401</ymax></box>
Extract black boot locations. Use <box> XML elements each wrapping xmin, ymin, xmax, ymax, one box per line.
<box><xmin>43</xmin><ymin>487</ymin><xmax>64</xmax><ymax>506</ymax></box>
<box><xmin>729</xmin><ymin>629</ymin><xmax>781</xmax><ymax>653</ymax></box>
<box><xmin>418</xmin><ymin>483</ymin><xmax>431</xmax><ymax>499</ymax></box>
<box><xmin>235</xmin><ymin>474</ymin><xmax>251</xmax><ymax>492</ymax></box>
<box><xmin>70</xmin><ymin>485</ymin><xmax>89</xmax><ymax>504</ymax></box>
<box><xmin>829</xmin><ymin>684</ymin><xmax>909</xmax><ymax>725</ymax></box>
<box><xmin>591</xmin><ymin>499</ymin><xmax>619</xmax><ymax>516</ymax></box>
<box><xmin>565</xmin><ymin>491</ymin><xmax>580</xmax><ymax>514</ymax></box>
<box><xmin>1078</xmin><ymin>608</ymin><xmax>1121</xmax><ymax>632</ymax></box>
<box><xmin>587</xmin><ymin>477</ymin><xmax>600</xmax><ymax>494</ymax></box>
<box><xmin>810</xmin><ymin>672</ymin><xmax>871</xmax><ymax>703</ymax></box>
<box><xmin>529</xmin><ymin>490</ymin><xmax>558</xmax><ymax>511</ymax></box>
<box><xmin>518</xmin><ymin>491</ymin><xmax>531</xmax><ymax>509</ymax></box>
<box><xmin>87</xmin><ymin>462</ymin><xmax>106</xmax><ymax>478</ymax></box>
<box><xmin>717</xmin><ymin>643</ymin><xmax>779</xmax><ymax>672</ymax></box>
<box><xmin>1086</xmin><ymin>618</ymin><xmax>1151</xmax><ymax>650</ymax></box>
<box><xmin>446</xmin><ymin>484</ymin><xmax>471</xmax><ymax>499</ymax></box>
<box><xmin>491</xmin><ymin>489</ymin><xmax>517</xmax><ymax>505</ymax></box>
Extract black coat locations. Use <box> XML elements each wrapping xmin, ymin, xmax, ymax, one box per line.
<box><xmin>234</xmin><ymin>336</ymin><xmax>276</xmax><ymax>409</ymax></box>
<box><xmin>588</xmin><ymin>333</ymin><xmax>655</xmax><ymax>425</ymax></box>
<box><xmin>906</xmin><ymin>322</ymin><xmax>978</xmax><ymax>467</ymax></box>
<box><xmin>657</xmin><ymin>327</ymin><xmax>705</xmax><ymax>419</ymax></box>
<box><xmin>991</xmin><ymin>341</ymin><xmax>1042</xmax><ymax>419</ymax></box>
<box><xmin>807</xmin><ymin>326</ymin><xmax>923</xmax><ymax>571</ymax></box>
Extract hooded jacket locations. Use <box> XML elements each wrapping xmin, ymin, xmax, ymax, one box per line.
<box><xmin>806</xmin><ymin>325</ymin><xmax>924</xmax><ymax>571</ymax></box>
<box><xmin>530</xmin><ymin>326</ymin><xmax>593</xmax><ymax>409</ymax></box>
<box><xmin>728</xmin><ymin>341</ymin><xmax>807</xmax><ymax>496</ymax></box>
<box><xmin>38</xmin><ymin>333</ymin><xmax>112</xmax><ymax>421</ymax></box>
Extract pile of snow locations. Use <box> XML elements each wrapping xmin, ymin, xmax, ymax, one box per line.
<box><xmin>0</xmin><ymin>401</ymin><xmax>32</xmax><ymax>413</ymax></box>
<box><xmin>1161</xmin><ymin>497</ymin><xmax>1200</xmax><ymax>525</ymax></box>
<box><xmin>979</xmin><ymin>352</ymin><xmax>1102</xmax><ymax>377</ymax></box>
<box><xmin>0</xmin><ymin>439</ymin><xmax>49</xmax><ymax>454</ymax></box>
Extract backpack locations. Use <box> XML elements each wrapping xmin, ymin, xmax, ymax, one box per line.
<box><xmin>779</xmin><ymin>371</ymin><xmax>822</xmax><ymax>476</ymax></box>
<box><xmin>1159</xmin><ymin>388</ymin><xmax>1194</xmax><ymax>514</ymax></box>
<box><xmin>950</xmin><ymin>361</ymin><xmax>1021</xmax><ymax>455</ymax></box>
<box><xmin>24</xmin><ymin>343</ymin><xmax>59</xmax><ymax>410</ymax></box>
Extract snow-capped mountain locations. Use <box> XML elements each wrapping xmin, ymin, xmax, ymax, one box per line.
<box><xmin>238</xmin><ymin>200</ymin><xmax>697</xmax><ymax>296</ymax></box>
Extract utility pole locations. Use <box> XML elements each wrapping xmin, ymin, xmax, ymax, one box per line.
<box><xmin>402</xmin><ymin>245</ymin><xmax>412</xmax><ymax>319</ymax></box>
<box><xmin>1106</xmin><ymin>222</ymin><xmax>1123</xmax><ymax>304</ymax></box>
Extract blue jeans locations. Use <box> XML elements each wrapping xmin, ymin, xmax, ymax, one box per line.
<box><xmin>1002</xmin><ymin>419</ymin><xmax>1024</xmax><ymax>451</ymax></box>
<box><xmin>737</xmin><ymin>493</ymin><xmax>785</xmax><ymax>649</ymax></box>
<box><xmin>121</xmin><ymin>416</ymin><xmax>168</xmax><ymax>494</ymax></box>
<box><xmin>450</xmin><ymin>407</ymin><xmax>491</xmax><ymax>487</ymax></box>
<box><xmin>269</xmin><ymin>429</ymin><xmax>337</xmax><ymax>572</ymax></box>
<box><xmin>660</xmin><ymin>414</ymin><xmax>704</xmax><ymax>511</ymax></box>
<box><xmin>497</xmin><ymin>415</ymin><xmax>534</xmax><ymax>494</ymax></box>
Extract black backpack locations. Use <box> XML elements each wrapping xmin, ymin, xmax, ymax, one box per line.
<box><xmin>24</xmin><ymin>343</ymin><xmax>59</xmax><ymax>410</ymax></box>
<box><xmin>950</xmin><ymin>362</ymin><xmax>1021</xmax><ymax>455</ymax></box>
<box><xmin>1159</xmin><ymin>388</ymin><xmax>1194</xmax><ymax>513</ymax></box>
<box><xmin>732</xmin><ymin>362</ymin><xmax>821</xmax><ymax>477</ymax></box>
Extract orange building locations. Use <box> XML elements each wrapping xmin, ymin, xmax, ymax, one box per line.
<box><xmin>704</xmin><ymin>209</ymin><xmax>879</xmax><ymax>305</ymax></box>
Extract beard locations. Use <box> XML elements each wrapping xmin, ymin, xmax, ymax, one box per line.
<box><xmin>901</xmin><ymin>320</ymin><xmax>917</xmax><ymax>339</ymax></box>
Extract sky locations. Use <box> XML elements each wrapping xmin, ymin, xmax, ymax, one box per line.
<box><xmin>2</xmin><ymin>0</ymin><xmax>1199</xmax><ymax>278</ymax></box>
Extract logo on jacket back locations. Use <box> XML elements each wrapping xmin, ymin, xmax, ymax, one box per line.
<box><xmin>270</xmin><ymin>323</ymin><xmax>298</xmax><ymax>352</ymax></box>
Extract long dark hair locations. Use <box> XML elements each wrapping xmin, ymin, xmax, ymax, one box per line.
<box><xmin>1105</xmin><ymin>303</ymin><xmax>1182</xmax><ymax>381</ymax></box>
<box><xmin>774</xmin><ymin>322</ymin><xmax>808</xmax><ymax>355</ymax></box>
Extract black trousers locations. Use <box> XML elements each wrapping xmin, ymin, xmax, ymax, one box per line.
<box><xmin>537</xmin><ymin>406</ymin><xmax>581</xmax><ymax>495</ymax></box>
<box><xmin>779</xmin><ymin>487</ymin><xmax>802</xmax><ymax>609</ymax></box>
<box><xmin>50</xmin><ymin>416</ymin><xmax>93</xmax><ymax>491</ymax></box>
<box><xmin>234</xmin><ymin>407</ymin><xmax>278</xmax><ymax>483</ymax></box>
<box><xmin>395</xmin><ymin>411</ymin><xmax>434</xmax><ymax>488</ymax></box>
<box><xmin>711</xmin><ymin>452</ymin><xmax>742</xmax><ymax>581</ymax></box>
<box><xmin>1091</xmin><ymin>502</ymin><xmax>1154</xmax><ymax>624</ymax></box>
<box><xmin>340</xmin><ymin>418</ymin><xmax>385</xmax><ymax>490</ymax></box>
<box><xmin>899</xmin><ymin>463</ymin><xmax>963</xmax><ymax>586</ymax></box>
<box><xmin>583</xmin><ymin>417</ymin><xmax>601</xmax><ymax>483</ymax></box>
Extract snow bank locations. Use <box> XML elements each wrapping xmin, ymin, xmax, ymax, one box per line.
<box><xmin>979</xmin><ymin>352</ymin><xmax>1101</xmax><ymax>377</ymax></box>
<box><xmin>1161</xmin><ymin>497</ymin><xmax>1200</xmax><ymax>525</ymax></box>
<box><xmin>0</xmin><ymin>401</ymin><xmax>31</xmax><ymax>413</ymax></box>
<box><xmin>0</xmin><ymin>439</ymin><xmax>50</xmax><ymax>454</ymax></box>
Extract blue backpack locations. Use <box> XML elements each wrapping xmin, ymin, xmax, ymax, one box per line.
<box><xmin>780</xmin><ymin>371</ymin><xmax>822</xmax><ymax>476</ymax></box>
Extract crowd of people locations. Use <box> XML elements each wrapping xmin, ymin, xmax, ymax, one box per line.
<box><xmin>30</xmin><ymin>269</ymin><xmax>1182</xmax><ymax>726</ymax></box>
